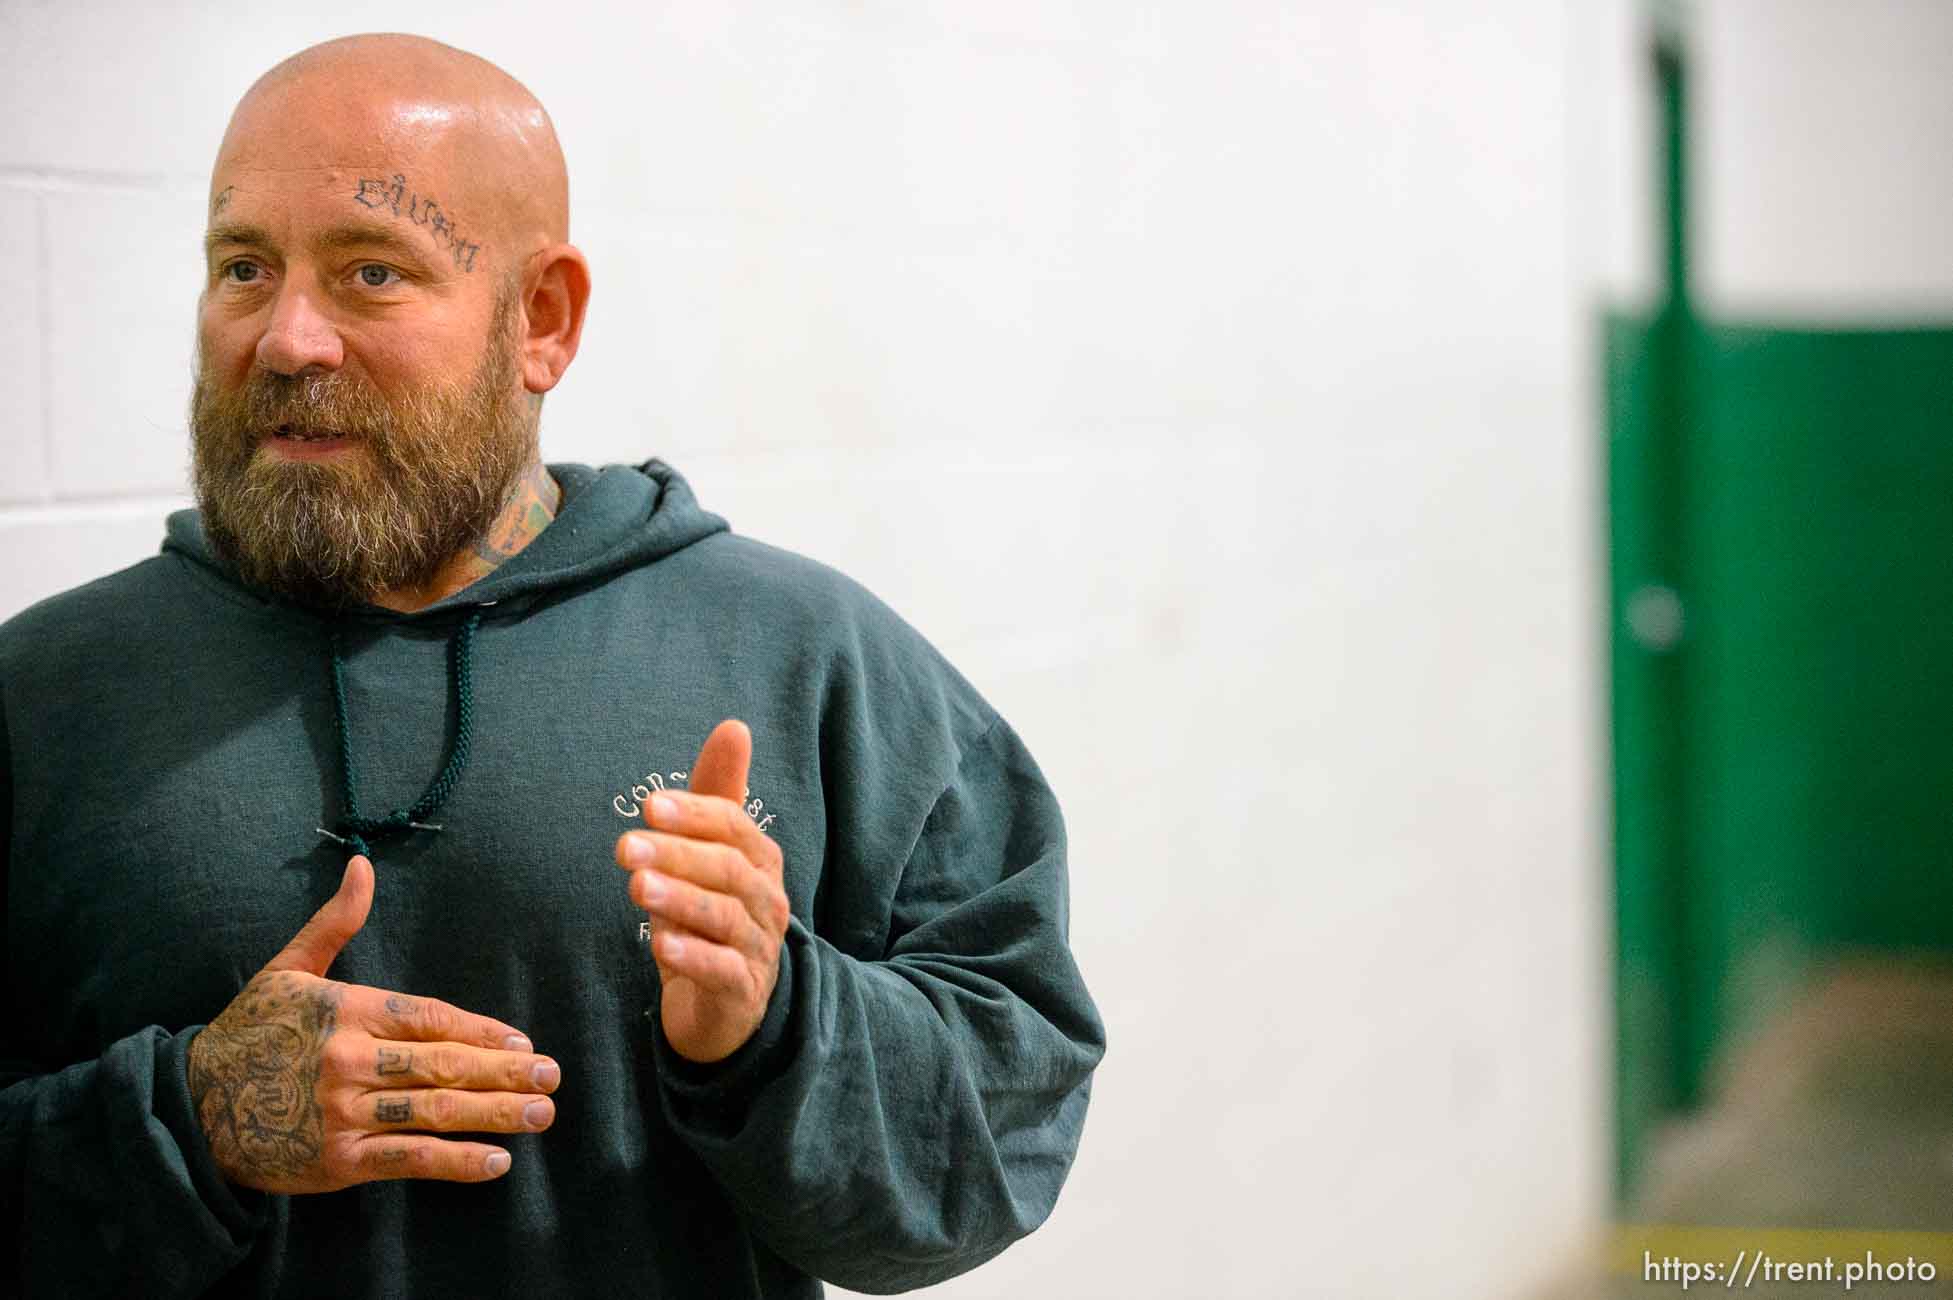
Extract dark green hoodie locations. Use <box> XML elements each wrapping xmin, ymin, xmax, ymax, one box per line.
<box><xmin>0</xmin><ymin>460</ymin><xmax>1103</xmax><ymax>1298</ymax></box>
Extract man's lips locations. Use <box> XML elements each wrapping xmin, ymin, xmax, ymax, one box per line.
<box><xmin>263</xmin><ymin>424</ymin><xmax>355</xmax><ymax>457</ymax></box>
<box><xmin>271</xmin><ymin>422</ymin><xmax>343</xmax><ymax>442</ymax></box>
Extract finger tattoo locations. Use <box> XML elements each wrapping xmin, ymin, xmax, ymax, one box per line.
<box><xmin>376</xmin><ymin>1047</ymin><xmax>413</xmax><ymax>1075</ymax></box>
<box><xmin>376</xmin><ymin>1097</ymin><xmax>413</xmax><ymax>1124</ymax></box>
<box><xmin>384</xmin><ymin>994</ymin><xmax>418</xmax><ymax>1016</ymax></box>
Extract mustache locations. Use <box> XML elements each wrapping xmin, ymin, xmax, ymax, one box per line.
<box><xmin>216</xmin><ymin>370</ymin><xmax>401</xmax><ymax>441</ymax></box>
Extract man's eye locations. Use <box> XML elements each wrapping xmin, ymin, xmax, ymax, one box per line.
<box><xmin>357</xmin><ymin>264</ymin><xmax>400</xmax><ymax>288</ymax></box>
<box><xmin>224</xmin><ymin>262</ymin><xmax>262</xmax><ymax>284</ymax></box>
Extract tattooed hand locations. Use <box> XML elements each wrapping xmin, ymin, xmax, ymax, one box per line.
<box><xmin>186</xmin><ymin>856</ymin><xmax>561</xmax><ymax>1193</ymax></box>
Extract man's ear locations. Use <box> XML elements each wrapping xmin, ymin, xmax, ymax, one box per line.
<box><xmin>518</xmin><ymin>244</ymin><xmax>591</xmax><ymax>394</ymax></box>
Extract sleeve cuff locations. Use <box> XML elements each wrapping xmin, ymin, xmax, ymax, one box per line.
<box><xmin>155</xmin><ymin>1026</ymin><xmax>271</xmax><ymax>1243</ymax></box>
<box><xmin>651</xmin><ymin>921</ymin><xmax>802</xmax><ymax>1121</ymax></box>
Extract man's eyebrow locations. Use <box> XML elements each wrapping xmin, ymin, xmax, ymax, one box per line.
<box><xmin>201</xmin><ymin>222</ymin><xmax>438</xmax><ymax>267</ymax></box>
<box><xmin>203</xmin><ymin>223</ymin><xmax>274</xmax><ymax>257</ymax></box>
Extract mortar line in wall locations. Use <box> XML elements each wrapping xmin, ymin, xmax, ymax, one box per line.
<box><xmin>0</xmin><ymin>494</ymin><xmax>194</xmax><ymax>525</ymax></box>
<box><xmin>0</xmin><ymin>165</ymin><xmax>200</xmax><ymax>194</ymax></box>
<box><xmin>38</xmin><ymin>481</ymin><xmax>194</xmax><ymax>506</ymax></box>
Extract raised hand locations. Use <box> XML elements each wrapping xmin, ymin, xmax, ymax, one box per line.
<box><xmin>186</xmin><ymin>855</ymin><xmax>560</xmax><ymax>1193</ymax></box>
<box><xmin>616</xmin><ymin>719</ymin><xmax>791</xmax><ymax>1064</ymax></box>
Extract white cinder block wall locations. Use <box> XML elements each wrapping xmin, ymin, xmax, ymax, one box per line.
<box><xmin>1696</xmin><ymin>0</ymin><xmax>1953</xmax><ymax>321</ymax></box>
<box><xmin>2</xmin><ymin>4</ymin><xmax>1615</xmax><ymax>1296</ymax></box>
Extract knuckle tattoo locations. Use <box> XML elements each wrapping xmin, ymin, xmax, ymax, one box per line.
<box><xmin>375</xmin><ymin>1046</ymin><xmax>413</xmax><ymax>1076</ymax></box>
<box><xmin>375</xmin><ymin>1097</ymin><xmax>412</xmax><ymax>1125</ymax></box>
<box><xmin>430</xmin><ymin>1091</ymin><xmax>459</xmax><ymax>1125</ymax></box>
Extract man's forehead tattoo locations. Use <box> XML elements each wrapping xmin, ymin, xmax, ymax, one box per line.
<box><xmin>211</xmin><ymin>186</ymin><xmax>234</xmax><ymax>216</ymax></box>
<box><xmin>353</xmin><ymin>172</ymin><xmax>483</xmax><ymax>273</ymax></box>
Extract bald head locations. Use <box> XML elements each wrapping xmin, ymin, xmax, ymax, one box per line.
<box><xmin>214</xmin><ymin>34</ymin><xmax>569</xmax><ymax>270</ymax></box>
<box><xmin>193</xmin><ymin>36</ymin><xmax>593</xmax><ymax>612</ymax></box>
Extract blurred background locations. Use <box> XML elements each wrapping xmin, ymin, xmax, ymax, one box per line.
<box><xmin>1</xmin><ymin>1</ymin><xmax>1947</xmax><ymax>1296</ymax></box>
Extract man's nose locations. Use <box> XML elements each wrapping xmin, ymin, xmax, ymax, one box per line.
<box><xmin>255</xmin><ymin>285</ymin><xmax>344</xmax><ymax>376</ymax></box>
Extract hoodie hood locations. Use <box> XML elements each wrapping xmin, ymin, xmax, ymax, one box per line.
<box><xmin>161</xmin><ymin>458</ymin><xmax>729</xmax><ymax>620</ymax></box>
<box><xmin>158</xmin><ymin>459</ymin><xmax>729</xmax><ymax>859</ymax></box>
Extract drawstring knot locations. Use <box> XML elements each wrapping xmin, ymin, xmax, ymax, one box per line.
<box><xmin>321</xmin><ymin>608</ymin><xmax>483</xmax><ymax>860</ymax></box>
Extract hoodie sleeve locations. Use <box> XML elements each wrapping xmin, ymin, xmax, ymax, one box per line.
<box><xmin>650</xmin><ymin>715</ymin><xmax>1106</xmax><ymax>1294</ymax></box>
<box><xmin>0</xmin><ymin>700</ymin><xmax>267</xmax><ymax>1297</ymax></box>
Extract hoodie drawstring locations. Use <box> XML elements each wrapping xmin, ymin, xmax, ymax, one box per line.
<box><xmin>320</xmin><ymin>609</ymin><xmax>484</xmax><ymax>860</ymax></box>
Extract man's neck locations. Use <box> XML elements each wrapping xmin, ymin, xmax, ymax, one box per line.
<box><xmin>372</xmin><ymin>460</ymin><xmax>562</xmax><ymax>613</ymax></box>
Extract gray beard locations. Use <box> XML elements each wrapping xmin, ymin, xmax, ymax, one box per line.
<box><xmin>188</xmin><ymin>300</ymin><xmax>534</xmax><ymax>610</ymax></box>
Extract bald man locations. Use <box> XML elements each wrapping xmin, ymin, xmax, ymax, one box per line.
<box><xmin>0</xmin><ymin>34</ymin><xmax>1103</xmax><ymax>1300</ymax></box>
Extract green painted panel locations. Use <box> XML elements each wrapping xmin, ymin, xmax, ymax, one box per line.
<box><xmin>1607</xmin><ymin>309</ymin><xmax>1687</xmax><ymax>1202</ymax></box>
<box><xmin>1609</xmin><ymin>318</ymin><xmax>1953</xmax><ymax>1203</ymax></box>
<box><xmin>1606</xmin><ymin>4</ymin><xmax>1953</xmax><ymax>1213</ymax></box>
<box><xmin>1685</xmin><ymin>326</ymin><xmax>1953</xmax><ymax>1068</ymax></box>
